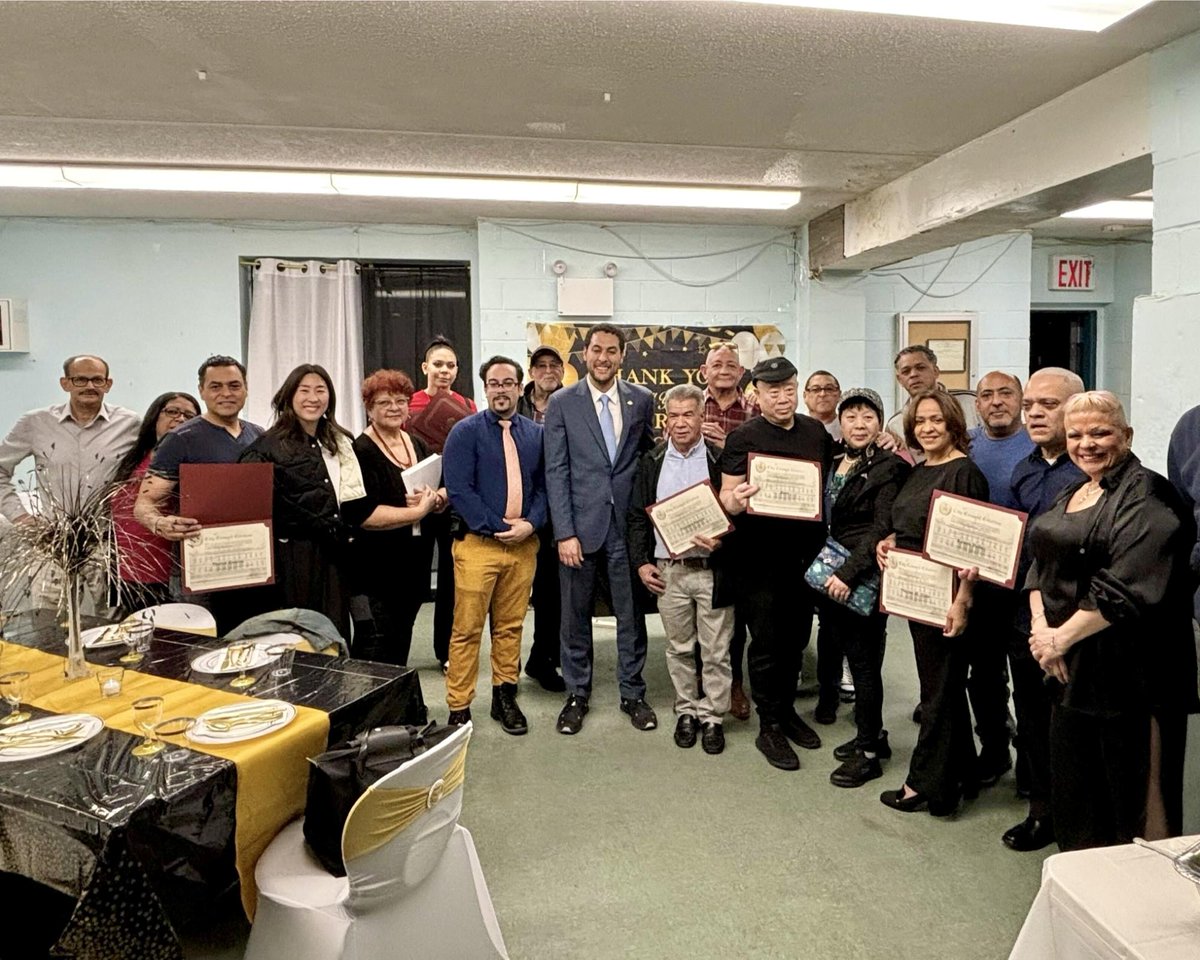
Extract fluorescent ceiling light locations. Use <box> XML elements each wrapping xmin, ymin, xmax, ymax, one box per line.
<box><xmin>62</xmin><ymin>166</ymin><xmax>337</xmax><ymax>194</ymax></box>
<box><xmin>0</xmin><ymin>162</ymin><xmax>800</xmax><ymax>211</ymax></box>
<box><xmin>731</xmin><ymin>1</ymin><xmax>1154</xmax><ymax>31</ymax></box>
<box><xmin>332</xmin><ymin>173</ymin><xmax>577</xmax><ymax>203</ymax></box>
<box><xmin>576</xmin><ymin>182</ymin><xmax>800</xmax><ymax>210</ymax></box>
<box><xmin>1061</xmin><ymin>199</ymin><xmax>1153</xmax><ymax>220</ymax></box>
<box><xmin>0</xmin><ymin>164</ymin><xmax>77</xmax><ymax>188</ymax></box>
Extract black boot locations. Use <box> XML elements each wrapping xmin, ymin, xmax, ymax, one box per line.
<box><xmin>490</xmin><ymin>683</ymin><xmax>528</xmax><ymax>735</ymax></box>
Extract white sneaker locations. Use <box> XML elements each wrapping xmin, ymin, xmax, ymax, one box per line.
<box><xmin>839</xmin><ymin>657</ymin><xmax>855</xmax><ymax>702</ymax></box>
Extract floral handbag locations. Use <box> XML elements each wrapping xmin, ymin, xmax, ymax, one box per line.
<box><xmin>803</xmin><ymin>537</ymin><xmax>880</xmax><ymax>617</ymax></box>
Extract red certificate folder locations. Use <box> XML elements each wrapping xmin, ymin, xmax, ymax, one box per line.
<box><xmin>180</xmin><ymin>463</ymin><xmax>273</xmax><ymax>523</ymax></box>
<box><xmin>407</xmin><ymin>392</ymin><xmax>472</xmax><ymax>453</ymax></box>
<box><xmin>179</xmin><ymin>463</ymin><xmax>275</xmax><ymax>594</ymax></box>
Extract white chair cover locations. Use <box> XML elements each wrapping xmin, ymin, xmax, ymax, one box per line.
<box><xmin>133</xmin><ymin>602</ymin><xmax>217</xmax><ymax>637</ymax></box>
<box><xmin>244</xmin><ymin>722</ymin><xmax>508</xmax><ymax>960</ymax></box>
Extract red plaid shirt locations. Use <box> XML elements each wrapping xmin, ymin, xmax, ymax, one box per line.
<box><xmin>703</xmin><ymin>388</ymin><xmax>759</xmax><ymax>435</ymax></box>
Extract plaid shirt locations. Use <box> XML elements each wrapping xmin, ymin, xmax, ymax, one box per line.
<box><xmin>703</xmin><ymin>388</ymin><xmax>759</xmax><ymax>435</ymax></box>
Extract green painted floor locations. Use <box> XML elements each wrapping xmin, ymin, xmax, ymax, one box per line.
<box><xmin>189</xmin><ymin>607</ymin><xmax>1049</xmax><ymax>960</ymax></box>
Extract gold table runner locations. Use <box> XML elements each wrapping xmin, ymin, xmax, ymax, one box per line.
<box><xmin>1</xmin><ymin>643</ymin><xmax>330</xmax><ymax>918</ymax></box>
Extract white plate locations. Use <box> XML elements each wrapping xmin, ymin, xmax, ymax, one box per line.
<box><xmin>0</xmin><ymin>713</ymin><xmax>104</xmax><ymax>762</ymax></box>
<box><xmin>186</xmin><ymin>700</ymin><xmax>296</xmax><ymax>744</ymax></box>
<box><xmin>79</xmin><ymin>624</ymin><xmax>135</xmax><ymax>649</ymax></box>
<box><xmin>189</xmin><ymin>644</ymin><xmax>280</xmax><ymax>676</ymax></box>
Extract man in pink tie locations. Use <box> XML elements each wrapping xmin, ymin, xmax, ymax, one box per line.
<box><xmin>442</xmin><ymin>357</ymin><xmax>548</xmax><ymax>734</ymax></box>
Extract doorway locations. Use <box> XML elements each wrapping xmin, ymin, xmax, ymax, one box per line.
<box><xmin>1029</xmin><ymin>310</ymin><xmax>1096</xmax><ymax>388</ymax></box>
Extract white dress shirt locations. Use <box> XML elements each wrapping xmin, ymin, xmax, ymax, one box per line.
<box><xmin>586</xmin><ymin>377</ymin><xmax>623</xmax><ymax>445</ymax></box>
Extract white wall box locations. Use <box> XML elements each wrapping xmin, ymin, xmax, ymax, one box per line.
<box><xmin>0</xmin><ymin>300</ymin><xmax>30</xmax><ymax>353</ymax></box>
<box><xmin>557</xmin><ymin>277</ymin><xmax>614</xmax><ymax>317</ymax></box>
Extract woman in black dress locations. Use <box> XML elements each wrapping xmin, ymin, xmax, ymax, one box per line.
<box><xmin>1026</xmin><ymin>391</ymin><xmax>1198</xmax><ymax>850</ymax></box>
<box><xmin>240</xmin><ymin>364</ymin><xmax>367</xmax><ymax>638</ymax></box>
<box><xmin>816</xmin><ymin>388</ymin><xmax>910</xmax><ymax>788</ymax></box>
<box><xmin>876</xmin><ymin>389</ymin><xmax>988</xmax><ymax>816</ymax></box>
<box><xmin>349</xmin><ymin>369</ymin><xmax>445</xmax><ymax>665</ymax></box>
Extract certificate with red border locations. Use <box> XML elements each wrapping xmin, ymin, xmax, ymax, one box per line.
<box><xmin>745</xmin><ymin>453</ymin><xmax>823</xmax><ymax>521</ymax></box>
<box><xmin>645</xmin><ymin>479</ymin><xmax>732</xmax><ymax>559</ymax></box>
<box><xmin>880</xmin><ymin>548</ymin><xmax>956</xmax><ymax>628</ymax></box>
<box><xmin>922</xmin><ymin>491</ymin><xmax>1028</xmax><ymax>588</ymax></box>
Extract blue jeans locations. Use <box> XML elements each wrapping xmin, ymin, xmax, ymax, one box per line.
<box><xmin>558</xmin><ymin>518</ymin><xmax>647</xmax><ymax>701</ymax></box>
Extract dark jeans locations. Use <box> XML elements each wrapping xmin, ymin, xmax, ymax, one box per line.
<box><xmin>350</xmin><ymin>588</ymin><xmax>424</xmax><ymax>666</ymax></box>
<box><xmin>907</xmin><ymin>620</ymin><xmax>977</xmax><ymax>807</ymax></box>
<box><xmin>815</xmin><ymin>603</ymin><xmax>841</xmax><ymax>709</ymax></box>
<box><xmin>967</xmin><ymin>584</ymin><xmax>1015</xmax><ymax>760</ymax></box>
<box><xmin>528</xmin><ymin>529</ymin><xmax>562</xmax><ymax>672</ymax></box>
<box><xmin>819</xmin><ymin>597</ymin><xmax>887</xmax><ymax>745</ymax></box>
<box><xmin>559</xmin><ymin>518</ymin><xmax>646</xmax><ymax>701</ymax></box>
<box><xmin>425</xmin><ymin>511</ymin><xmax>455</xmax><ymax>664</ymax></box>
<box><xmin>1009</xmin><ymin>644</ymin><xmax>1055</xmax><ymax>819</ymax></box>
<box><xmin>743</xmin><ymin>576</ymin><xmax>817</xmax><ymax>725</ymax></box>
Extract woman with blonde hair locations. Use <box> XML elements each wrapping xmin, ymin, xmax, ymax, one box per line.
<box><xmin>1026</xmin><ymin>390</ymin><xmax>1198</xmax><ymax>849</ymax></box>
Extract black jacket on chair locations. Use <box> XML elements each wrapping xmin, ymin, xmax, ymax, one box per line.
<box><xmin>828</xmin><ymin>446</ymin><xmax>910</xmax><ymax>588</ymax></box>
<box><xmin>627</xmin><ymin>439</ymin><xmax>735</xmax><ymax>609</ymax></box>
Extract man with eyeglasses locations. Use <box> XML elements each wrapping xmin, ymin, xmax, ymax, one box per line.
<box><xmin>517</xmin><ymin>345</ymin><xmax>567</xmax><ymax>691</ymax></box>
<box><xmin>802</xmin><ymin>370</ymin><xmax>842</xmax><ymax>441</ymax></box>
<box><xmin>442</xmin><ymin>356</ymin><xmax>546</xmax><ymax>735</ymax></box>
<box><xmin>0</xmin><ymin>354</ymin><xmax>139</xmax><ymax>612</ymax></box>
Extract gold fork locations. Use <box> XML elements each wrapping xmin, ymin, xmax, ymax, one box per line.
<box><xmin>204</xmin><ymin>709</ymin><xmax>285</xmax><ymax>733</ymax></box>
<box><xmin>0</xmin><ymin>722</ymin><xmax>85</xmax><ymax>749</ymax></box>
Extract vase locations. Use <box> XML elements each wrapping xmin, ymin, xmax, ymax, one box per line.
<box><xmin>63</xmin><ymin>570</ymin><xmax>90</xmax><ymax>680</ymax></box>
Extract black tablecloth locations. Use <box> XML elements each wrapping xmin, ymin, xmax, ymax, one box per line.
<box><xmin>0</xmin><ymin>610</ymin><xmax>427</xmax><ymax>960</ymax></box>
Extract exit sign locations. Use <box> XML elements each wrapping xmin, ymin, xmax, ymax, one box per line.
<box><xmin>1050</xmin><ymin>255</ymin><xmax>1095</xmax><ymax>291</ymax></box>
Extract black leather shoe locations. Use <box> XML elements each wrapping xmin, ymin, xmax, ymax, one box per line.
<box><xmin>673</xmin><ymin>714</ymin><xmax>699</xmax><ymax>748</ymax></box>
<box><xmin>525</xmin><ymin>662</ymin><xmax>567</xmax><ymax>693</ymax></box>
<box><xmin>814</xmin><ymin>699</ymin><xmax>838</xmax><ymax>725</ymax></box>
<box><xmin>620</xmin><ymin>697</ymin><xmax>658</xmax><ymax>731</ymax></box>
<box><xmin>1002</xmin><ymin>816</ymin><xmax>1055</xmax><ymax>852</ymax></box>
<box><xmin>701</xmin><ymin>722</ymin><xmax>725</xmax><ymax>755</ymax></box>
<box><xmin>978</xmin><ymin>750</ymin><xmax>1013</xmax><ymax>787</ymax></box>
<box><xmin>490</xmin><ymin>684</ymin><xmax>528</xmax><ymax>735</ymax></box>
<box><xmin>833</xmin><ymin>730</ymin><xmax>891</xmax><ymax>762</ymax></box>
<box><xmin>447</xmin><ymin>707</ymin><xmax>472</xmax><ymax>726</ymax></box>
<box><xmin>880</xmin><ymin>784</ymin><xmax>928</xmax><ymax>813</ymax></box>
<box><xmin>830</xmin><ymin>754</ymin><xmax>883</xmax><ymax>788</ymax></box>
<box><xmin>755</xmin><ymin>724</ymin><xmax>800</xmax><ymax>770</ymax></box>
<box><xmin>556</xmin><ymin>694</ymin><xmax>589</xmax><ymax>735</ymax></box>
<box><xmin>780</xmin><ymin>713</ymin><xmax>822</xmax><ymax>750</ymax></box>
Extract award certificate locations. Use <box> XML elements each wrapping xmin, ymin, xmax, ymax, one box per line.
<box><xmin>880</xmin><ymin>548</ymin><xmax>956</xmax><ymax>628</ymax></box>
<box><xmin>746</xmin><ymin>454</ymin><xmax>822</xmax><ymax>521</ymax></box>
<box><xmin>646</xmin><ymin>480</ymin><xmax>732</xmax><ymax>559</ymax></box>
<box><xmin>182</xmin><ymin>521</ymin><xmax>275</xmax><ymax>594</ymax></box>
<box><xmin>923</xmin><ymin>491</ymin><xmax>1028</xmax><ymax>588</ymax></box>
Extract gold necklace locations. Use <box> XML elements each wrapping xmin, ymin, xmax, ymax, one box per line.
<box><xmin>369</xmin><ymin>424</ymin><xmax>413</xmax><ymax>469</ymax></box>
<box><xmin>1078</xmin><ymin>481</ymin><xmax>1104</xmax><ymax>505</ymax></box>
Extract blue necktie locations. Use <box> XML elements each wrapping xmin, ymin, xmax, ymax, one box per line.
<box><xmin>599</xmin><ymin>394</ymin><xmax>618</xmax><ymax>462</ymax></box>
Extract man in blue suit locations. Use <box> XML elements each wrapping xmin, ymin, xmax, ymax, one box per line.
<box><xmin>544</xmin><ymin>323</ymin><xmax>657</xmax><ymax>735</ymax></box>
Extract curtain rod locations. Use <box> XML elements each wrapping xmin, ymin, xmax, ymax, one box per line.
<box><xmin>239</xmin><ymin>258</ymin><xmax>360</xmax><ymax>274</ymax></box>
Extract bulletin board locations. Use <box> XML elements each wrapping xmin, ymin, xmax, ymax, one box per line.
<box><xmin>896</xmin><ymin>312</ymin><xmax>976</xmax><ymax>410</ymax></box>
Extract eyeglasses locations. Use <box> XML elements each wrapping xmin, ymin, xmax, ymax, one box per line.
<box><xmin>805</xmin><ymin>385</ymin><xmax>839</xmax><ymax>395</ymax></box>
<box><xmin>160</xmin><ymin>407</ymin><xmax>196</xmax><ymax>420</ymax></box>
<box><xmin>485</xmin><ymin>379</ymin><xmax>519</xmax><ymax>390</ymax></box>
<box><xmin>68</xmin><ymin>376</ymin><xmax>108</xmax><ymax>388</ymax></box>
<box><xmin>371</xmin><ymin>398</ymin><xmax>410</xmax><ymax>409</ymax></box>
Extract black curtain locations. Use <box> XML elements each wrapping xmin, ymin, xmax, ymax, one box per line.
<box><xmin>360</xmin><ymin>262</ymin><xmax>474</xmax><ymax>400</ymax></box>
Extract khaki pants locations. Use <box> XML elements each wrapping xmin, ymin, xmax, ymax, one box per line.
<box><xmin>658</xmin><ymin>560</ymin><xmax>734</xmax><ymax>724</ymax></box>
<box><xmin>445</xmin><ymin>533</ymin><xmax>539</xmax><ymax>710</ymax></box>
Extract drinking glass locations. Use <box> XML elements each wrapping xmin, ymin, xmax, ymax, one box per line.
<box><xmin>131</xmin><ymin>695</ymin><xmax>165</xmax><ymax>757</ymax></box>
<box><xmin>0</xmin><ymin>671</ymin><xmax>30</xmax><ymax>725</ymax></box>
<box><xmin>227</xmin><ymin>641</ymin><xmax>257</xmax><ymax>689</ymax></box>
<box><xmin>154</xmin><ymin>716</ymin><xmax>195</xmax><ymax>763</ymax></box>
<box><xmin>267</xmin><ymin>643</ymin><xmax>297</xmax><ymax>679</ymax></box>
<box><xmin>119</xmin><ymin>621</ymin><xmax>154</xmax><ymax>665</ymax></box>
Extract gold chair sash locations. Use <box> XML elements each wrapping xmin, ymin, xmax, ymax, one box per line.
<box><xmin>342</xmin><ymin>744</ymin><xmax>468</xmax><ymax>863</ymax></box>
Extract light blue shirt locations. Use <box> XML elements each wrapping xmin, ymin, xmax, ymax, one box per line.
<box><xmin>654</xmin><ymin>438</ymin><xmax>711</xmax><ymax>559</ymax></box>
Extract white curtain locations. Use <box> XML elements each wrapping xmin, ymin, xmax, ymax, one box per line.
<box><xmin>246</xmin><ymin>259</ymin><xmax>366</xmax><ymax>436</ymax></box>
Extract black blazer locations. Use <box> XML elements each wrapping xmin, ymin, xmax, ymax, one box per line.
<box><xmin>627</xmin><ymin>440</ymin><xmax>735</xmax><ymax>609</ymax></box>
<box><xmin>827</xmin><ymin>446</ymin><xmax>910</xmax><ymax>588</ymax></box>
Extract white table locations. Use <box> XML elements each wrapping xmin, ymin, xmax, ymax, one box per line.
<box><xmin>1010</xmin><ymin>836</ymin><xmax>1200</xmax><ymax>959</ymax></box>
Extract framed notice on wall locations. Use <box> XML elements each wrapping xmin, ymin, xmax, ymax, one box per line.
<box><xmin>896</xmin><ymin>312</ymin><xmax>976</xmax><ymax>411</ymax></box>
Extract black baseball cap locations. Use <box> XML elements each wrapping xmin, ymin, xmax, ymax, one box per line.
<box><xmin>750</xmin><ymin>356</ymin><xmax>798</xmax><ymax>384</ymax></box>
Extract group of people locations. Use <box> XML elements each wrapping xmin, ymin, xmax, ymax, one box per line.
<box><xmin>1</xmin><ymin>336</ymin><xmax>1197</xmax><ymax>858</ymax></box>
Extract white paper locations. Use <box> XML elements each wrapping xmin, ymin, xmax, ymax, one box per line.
<box><xmin>401</xmin><ymin>454</ymin><xmax>442</xmax><ymax>537</ymax></box>
<box><xmin>924</xmin><ymin>493</ymin><xmax>1026</xmax><ymax>586</ymax></box>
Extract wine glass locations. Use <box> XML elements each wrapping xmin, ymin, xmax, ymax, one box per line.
<box><xmin>227</xmin><ymin>641</ymin><xmax>257</xmax><ymax>690</ymax></box>
<box><xmin>154</xmin><ymin>716</ymin><xmax>195</xmax><ymax>763</ymax></box>
<box><xmin>131</xmin><ymin>696</ymin><xmax>165</xmax><ymax>757</ymax></box>
<box><xmin>0</xmin><ymin>671</ymin><xmax>30</xmax><ymax>725</ymax></box>
<box><xmin>119</xmin><ymin>620</ymin><xmax>154</xmax><ymax>665</ymax></box>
